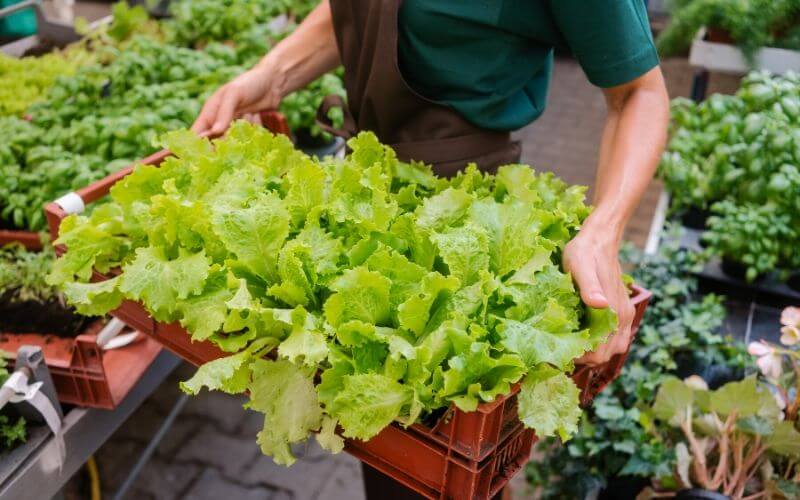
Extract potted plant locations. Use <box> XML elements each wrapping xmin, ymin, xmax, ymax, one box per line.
<box><xmin>641</xmin><ymin>369</ymin><xmax>800</xmax><ymax>499</ymax></box>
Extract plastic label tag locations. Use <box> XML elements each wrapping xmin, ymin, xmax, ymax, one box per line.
<box><xmin>54</xmin><ymin>192</ymin><xmax>85</xmax><ymax>215</ymax></box>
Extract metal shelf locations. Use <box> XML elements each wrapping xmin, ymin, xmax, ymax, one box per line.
<box><xmin>0</xmin><ymin>350</ymin><xmax>181</xmax><ymax>500</ymax></box>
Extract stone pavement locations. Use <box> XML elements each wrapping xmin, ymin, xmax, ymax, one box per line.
<box><xmin>74</xmin><ymin>56</ymin><xmax>743</xmax><ymax>500</ymax></box>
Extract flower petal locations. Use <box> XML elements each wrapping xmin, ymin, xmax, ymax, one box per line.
<box><xmin>780</xmin><ymin>326</ymin><xmax>800</xmax><ymax>346</ymax></box>
<box><xmin>748</xmin><ymin>341</ymin><xmax>771</xmax><ymax>357</ymax></box>
<box><xmin>781</xmin><ymin>306</ymin><xmax>800</xmax><ymax>328</ymax></box>
<box><xmin>756</xmin><ymin>353</ymin><xmax>783</xmax><ymax>380</ymax></box>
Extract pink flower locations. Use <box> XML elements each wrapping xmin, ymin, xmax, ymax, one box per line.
<box><xmin>782</xmin><ymin>306</ymin><xmax>800</xmax><ymax>328</ymax></box>
<box><xmin>756</xmin><ymin>353</ymin><xmax>783</xmax><ymax>380</ymax></box>
<box><xmin>780</xmin><ymin>325</ymin><xmax>800</xmax><ymax>346</ymax></box>
<box><xmin>748</xmin><ymin>341</ymin><xmax>771</xmax><ymax>357</ymax></box>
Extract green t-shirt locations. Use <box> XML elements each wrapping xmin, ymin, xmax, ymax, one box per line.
<box><xmin>398</xmin><ymin>0</ymin><xmax>659</xmax><ymax>131</ymax></box>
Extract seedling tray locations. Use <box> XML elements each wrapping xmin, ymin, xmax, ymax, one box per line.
<box><xmin>0</xmin><ymin>321</ymin><xmax>161</xmax><ymax>409</ymax></box>
<box><xmin>677</xmin><ymin>226</ymin><xmax>800</xmax><ymax>308</ymax></box>
<box><xmin>0</xmin><ymin>230</ymin><xmax>42</xmax><ymax>251</ymax></box>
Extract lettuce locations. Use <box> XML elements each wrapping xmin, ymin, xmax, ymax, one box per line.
<box><xmin>51</xmin><ymin>121</ymin><xmax>617</xmax><ymax>463</ymax></box>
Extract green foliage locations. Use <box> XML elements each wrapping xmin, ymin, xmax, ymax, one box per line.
<box><xmin>0</xmin><ymin>242</ymin><xmax>58</xmax><ymax>304</ymax></box>
<box><xmin>0</xmin><ymin>53</ymin><xmax>80</xmax><ymax>117</ymax></box>
<box><xmin>657</xmin><ymin>0</ymin><xmax>800</xmax><ymax>61</ymax></box>
<box><xmin>704</xmin><ymin>201</ymin><xmax>798</xmax><ymax>281</ymax></box>
<box><xmin>0</xmin><ymin>358</ymin><xmax>26</xmax><ymax>451</ymax></box>
<box><xmin>527</xmin><ymin>233</ymin><xmax>748</xmax><ymax>498</ymax></box>
<box><xmin>51</xmin><ymin>122</ymin><xmax>616</xmax><ymax>465</ymax></box>
<box><xmin>658</xmin><ymin>71</ymin><xmax>800</xmax><ymax>280</ymax></box>
<box><xmin>281</xmin><ymin>70</ymin><xmax>346</xmax><ymax>140</ymax></box>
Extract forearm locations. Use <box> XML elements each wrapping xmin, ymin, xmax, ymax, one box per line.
<box><xmin>257</xmin><ymin>1</ymin><xmax>340</xmax><ymax>98</ymax></box>
<box><xmin>587</xmin><ymin>67</ymin><xmax>670</xmax><ymax>241</ymax></box>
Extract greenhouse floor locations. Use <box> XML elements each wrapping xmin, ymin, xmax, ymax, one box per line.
<box><xmin>60</xmin><ymin>53</ymin><xmax>743</xmax><ymax>500</ymax></box>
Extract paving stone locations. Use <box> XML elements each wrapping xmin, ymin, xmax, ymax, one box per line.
<box><xmin>241</xmin><ymin>447</ymin><xmax>339</xmax><ymax>497</ymax></box>
<box><xmin>155</xmin><ymin>414</ymin><xmax>205</xmax><ymax>457</ymax></box>
<box><xmin>183</xmin><ymin>391</ymin><xmax>249</xmax><ymax>434</ymax></box>
<box><xmin>236</xmin><ymin>409</ymin><xmax>265</xmax><ymax>439</ymax></box>
<box><xmin>120</xmin><ymin>459</ymin><xmax>202</xmax><ymax>500</ymax></box>
<box><xmin>97</xmin><ymin>439</ymin><xmax>142</xmax><ymax>496</ymax></box>
<box><xmin>184</xmin><ymin>469</ymin><xmax>278</xmax><ymax>500</ymax></box>
<box><xmin>111</xmin><ymin>400</ymin><xmax>165</xmax><ymax>443</ymax></box>
<box><xmin>315</xmin><ymin>455</ymin><xmax>365</xmax><ymax>500</ymax></box>
<box><xmin>176</xmin><ymin>426</ymin><xmax>262</xmax><ymax>477</ymax></box>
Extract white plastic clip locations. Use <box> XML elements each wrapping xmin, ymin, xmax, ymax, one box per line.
<box><xmin>97</xmin><ymin>318</ymin><xmax>140</xmax><ymax>350</ymax></box>
<box><xmin>2</xmin><ymin>371</ymin><xmax>65</xmax><ymax>468</ymax></box>
<box><xmin>54</xmin><ymin>192</ymin><xmax>85</xmax><ymax>215</ymax></box>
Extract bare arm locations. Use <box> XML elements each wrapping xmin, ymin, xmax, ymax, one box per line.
<box><xmin>192</xmin><ymin>1</ymin><xmax>339</xmax><ymax>134</ymax></box>
<box><xmin>564</xmin><ymin>66</ymin><xmax>670</xmax><ymax>365</ymax></box>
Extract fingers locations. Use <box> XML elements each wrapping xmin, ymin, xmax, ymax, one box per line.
<box><xmin>575</xmin><ymin>253</ymin><xmax>635</xmax><ymax>367</ymax></box>
<box><xmin>564</xmin><ymin>245</ymin><xmax>609</xmax><ymax>309</ymax></box>
<box><xmin>210</xmin><ymin>86</ymin><xmax>241</xmax><ymax>136</ymax></box>
<box><xmin>191</xmin><ymin>90</ymin><xmax>223</xmax><ymax>134</ymax></box>
<box><xmin>191</xmin><ymin>84</ymin><xmax>244</xmax><ymax>136</ymax></box>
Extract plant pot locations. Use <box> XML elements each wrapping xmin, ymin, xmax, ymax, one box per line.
<box><xmin>680</xmin><ymin>206</ymin><xmax>711</xmax><ymax>231</ymax></box>
<box><xmin>676</xmin><ymin>489</ymin><xmax>731</xmax><ymax>500</ymax></box>
<box><xmin>674</xmin><ymin>353</ymin><xmax>744</xmax><ymax>390</ymax></box>
<box><xmin>294</xmin><ymin>127</ymin><xmax>335</xmax><ymax>149</ymax></box>
<box><xmin>598</xmin><ymin>476</ymin><xmax>650</xmax><ymax>500</ymax></box>
<box><xmin>788</xmin><ymin>272</ymin><xmax>800</xmax><ymax>293</ymax></box>
<box><xmin>720</xmin><ymin>258</ymin><xmax>764</xmax><ymax>284</ymax></box>
<box><xmin>705</xmin><ymin>27</ymin><xmax>735</xmax><ymax>44</ymax></box>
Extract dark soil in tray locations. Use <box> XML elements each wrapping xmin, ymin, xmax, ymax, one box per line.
<box><xmin>0</xmin><ymin>292</ymin><xmax>88</xmax><ymax>338</ymax></box>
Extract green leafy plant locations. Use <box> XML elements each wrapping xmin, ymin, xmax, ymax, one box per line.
<box><xmin>0</xmin><ymin>53</ymin><xmax>80</xmax><ymax>118</ymax></box>
<box><xmin>641</xmin><ymin>375</ymin><xmax>800</xmax><ymax>498</ymax></box>
<box><xmin>657</xmin><ymin>0</ymin><xmax>800</xmax><ymax>62</ymax></box>
<box><xmin>658</xmin><ymin>71</ymin><xmax>800</xmax><ymax>280</ymax></box>
<box><xmin>281</xmin><ymin>71</ymin><xmax>346</xmax><ymax>141</ymax></box>
<box><xmin>0</xmin><ymin>357</ymin><xmax>26</xmax><ymax>452</ymax></box>
<box><xmin>49</xmin><ymin>122</ymin><xmax>619</xmax><ymax>465</ymax></box>
<box><xmin>164</xmin><ymin>0</ymin><xmax>315</xmax><ymax>47</ymax></box>
<box><xmin>0</xmin><ymin>243</ymin><xmax>58</xmax><ymax>304</ymax></box>
<box><xmin>703</xmin><ymin>201</ymin><xmax>798</xmax><ymax>281</ymax></box>
<box><xmin>526</xmin><ymin>232</ymin><xmax>748</xmax><ymax>499</ymax></box>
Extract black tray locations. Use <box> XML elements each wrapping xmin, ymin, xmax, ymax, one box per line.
<box><xmin>677</xmin><ymin>227</ymin><xmax>800</xmax><ymax>309</ymax></box>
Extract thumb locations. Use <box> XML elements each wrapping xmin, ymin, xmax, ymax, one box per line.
<box><xmin>573</xmin><ymin>268</ymin><xmax>609</xmax><ymax>309</ymax></box>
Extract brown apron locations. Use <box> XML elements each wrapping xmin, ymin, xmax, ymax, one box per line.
<box><xmin>323</xmin><ymin>2</ymin><xmax>517</xmax><ymax>497</ymax></box>
<box><xmin>317</xmin><ymin>0</ymin><xmax>521</xmax><ymax>176</ymax></box>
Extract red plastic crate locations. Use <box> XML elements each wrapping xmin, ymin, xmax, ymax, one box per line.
<box><xmin>347</xmin><ymin>422</ymin><xmax>536</xmax><ymax>500</ymax></box>
<box><xmin>407</xmin><ymin>285</ymin><xmax>651</xmax><ymax>462</ymax></box>
<box><xmin>0</xmin><ymin>231</ymin><xmax>163</xmax><ymax>409</ymax></box>
<box><xmin>0</xmin><ymin>320</ymin><xmax>162</xmax><ymax>409</ymax></box>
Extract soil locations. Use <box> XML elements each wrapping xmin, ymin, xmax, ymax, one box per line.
<box><xmin>0</xmin><ymin>292</ymin><xmax>89</xmax><ymax>338</ymax></box>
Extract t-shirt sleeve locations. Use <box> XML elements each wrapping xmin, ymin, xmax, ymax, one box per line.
<box><xmin>548</xmin><ymin>0</ymin><xmax>659</xmax><ymax>88</ymax></box>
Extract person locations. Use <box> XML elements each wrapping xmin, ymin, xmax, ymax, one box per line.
<box><xmin>193</xmin><ymin>1</ymin><xmax>668</xmax><ymax>378</ymax></box>
<box><xmin>194</xmin><ymin>2</ymin><xmax>669</xmax><ymax>497</ymax></box>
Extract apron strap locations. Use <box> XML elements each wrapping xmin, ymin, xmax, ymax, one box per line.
<box><xmin>316</xmin><ymin>94</ymin><xmax>358</xmax><ymax>139</ymax></box>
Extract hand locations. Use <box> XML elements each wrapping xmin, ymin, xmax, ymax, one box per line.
<box><xmin>563</xmin><ymin>223</ymin><xmax>636</xmax><ymax>366</ymax></box>
<box><xmin>191</xmin><ymin>63</ymin><xmax>284</xmax><ymax>136</ymax></box>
